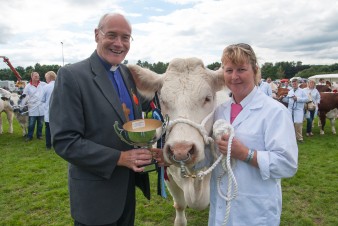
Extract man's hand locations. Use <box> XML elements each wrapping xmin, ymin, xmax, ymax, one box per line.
<box><xmin>118</xmin><ymin>148</ymin><xmax>153</xmax><ymax>172</ymax></box>
<box><xmin>150</xmin><ymin>148</ymin><xmax>168</xmax><ymax>167</ymax></box>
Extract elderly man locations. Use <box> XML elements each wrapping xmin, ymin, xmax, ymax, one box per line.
<box><xmin>266</xmin><ymin>77</ymin><xmax>278</xmax><ymax>98</ymax></box>
<box><xmin>50</xmin><ymin>13</ymin><xmax>164</xmax><ymax>226</ymax></box>
<box><xmin>281</xmin><ymin>79</ymin><xmax>308</xmax><ymax>142</ymax></box>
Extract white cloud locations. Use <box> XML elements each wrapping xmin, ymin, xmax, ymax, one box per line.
<box><xmin>1</xmin><ymin>0</ymin><xmax>337</xmax><ymax>70</ymax></box>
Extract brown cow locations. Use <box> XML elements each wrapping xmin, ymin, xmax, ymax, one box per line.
<box><xmin>318</xmin><ymin>92</ymin><xmax>338</xmax><ymax>134</ymax></box>
<box><xmin>276</xmin><ymin>87</ymin><xmax>289</xmax><ymax>107</ymax></box>
<box><xmin>316</xmin><ymin>85</ymin><xmax>331</xmax><ymax>92</ymax></box>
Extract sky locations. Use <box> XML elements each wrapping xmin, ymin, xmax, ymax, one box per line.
<box><xmin>1</xmin><ymin>0</ymin><xmax>338</xmax><ymax>70</ymax></box>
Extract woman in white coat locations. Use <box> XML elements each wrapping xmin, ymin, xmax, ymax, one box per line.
<box><xmin>303</xmin><ymin>80</ymin><xmax>320</xmax><ymax>136</ymax></box>
<box><xmin>208</xmin><ymin>43</ymin><xmax>298</xmax><ymax>226</ymax></box>
<box><xmin>282</xmin><ymin>79</ymin><xmax>308</xmax><ymax>142</ymax></box>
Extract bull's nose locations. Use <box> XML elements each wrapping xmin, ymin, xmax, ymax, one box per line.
<box><xmin>168</xmin><ymin>142</ymin><xmax>195</xmax><ymax>161</ymax></box>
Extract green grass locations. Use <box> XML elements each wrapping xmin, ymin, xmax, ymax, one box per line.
<box><xmin>0</xmin><ymin>114</ymin><xmax>337</xmax><ymax>225</ymax></box>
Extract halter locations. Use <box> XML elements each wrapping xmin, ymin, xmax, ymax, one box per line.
<box><xmin>165</xmin><ymin>111</ymin><xmax>238</xmax><ymax>226</ymax></box>
<box><xmin>165</xmin><ymin>110</ymin><xmax>215</xmax><ymax>178</ymax></box>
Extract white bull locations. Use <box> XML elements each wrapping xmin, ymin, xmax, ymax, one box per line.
<box><xmin>11</xmin><ymin>93</ymin><xmax>29</xmax><ymax>136</ymax></box>
<box><xmin>0</xmin><ymin>88</ymin><xmax>15</xmax><ymax>134</ymax></box>
<box><xmin>0</xmin><ymin>88</ymin><xmax>29</xmax><ymax>136</ymax></box>
<box><xmin>128</xmin><ymin>57</ymin><xmax>226</xmax><ymax>226</ymax></box>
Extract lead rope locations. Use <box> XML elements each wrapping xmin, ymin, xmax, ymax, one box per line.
<box><xmin>198</xmin><ymin>119</ymin><xmax>238</xmax><ymax>226</ymax></box>
<box><xmin>166</xmin><ymin>113</ymin><xmax>237</xmax><ymax>226</ymax></box>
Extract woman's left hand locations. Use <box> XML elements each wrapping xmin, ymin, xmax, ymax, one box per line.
<box><xmin>216</xmin><ymin>134</ymin><xmax>248</xmax><ymax>160</ymax></box>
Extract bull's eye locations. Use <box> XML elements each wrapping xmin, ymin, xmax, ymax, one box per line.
<box><xmin>205</xmin><ymin>96</ymin><xmax>212</xmax><ymax>103</ymax></box>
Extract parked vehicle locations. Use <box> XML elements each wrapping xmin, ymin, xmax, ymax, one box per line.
<box><xmin>308</xmin><ymin>74</ymin><xmax>338</xmax><ymax>84</ymax></box>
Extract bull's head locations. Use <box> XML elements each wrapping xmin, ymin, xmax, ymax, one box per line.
<box><xmin>128</xmin><ymin>57</ymin><xmax>225</xmax><ymax>169</ymax></box>
<box><xmin>7</xmin><ymin>93</ymin><xmax>28</xmax><ymax>114</ymax></box>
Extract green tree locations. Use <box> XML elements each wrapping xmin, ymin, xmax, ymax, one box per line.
<box><xmin>207</xmin><ymin>62</ymin><xmax>221</xmax><ymax>70</ymax></box>
<box><xmin>276</xmin><ymin>66</ymin><xmax>285</xmax><ymax>79</ymax></box>
<box><xmin>1</xmin><ymin>60</ymin><xmax>337</xmax><ymax>84</ymax></box>
<box><xmin>261</xmin><ymin>62</ymin><xmax>277</xmax><ymax>79</ymax></box>
<box><xmin>151</xmin><ymin>61</ymin><xmax>168</xmax><ymax>74</ymax></box>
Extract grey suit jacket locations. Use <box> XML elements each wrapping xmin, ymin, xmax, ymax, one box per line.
<box><xmin>50</xmin><ymin>51</ymin><xmax>150</xmax><ymax>225</ymax></box>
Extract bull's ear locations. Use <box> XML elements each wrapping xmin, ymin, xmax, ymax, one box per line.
<box><xmin>19</xmin><ymin>94</ymin><xmax>26</xmax><ymax>100</ymax></box>
<box><xmin>128</xmin><ymin>64</ymin><xmax>164</xmax><ymax>100</ymax></box>
<box><xmin>209</xmin><ymin>67</ymin><xmax>225</xmax><ymax>91</ymax></box>
<box><xmin>1</xmin><ymin>96</ymin><xmax>8</xmax><ymax>101</ymax></box>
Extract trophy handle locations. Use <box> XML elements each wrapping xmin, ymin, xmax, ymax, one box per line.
<box><xmin>113</xmin><ymin>121</ymin><xmax>134</xmax><ymax>146</ymax></box>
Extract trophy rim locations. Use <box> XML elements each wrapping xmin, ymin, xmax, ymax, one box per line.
<box><xmin>122</xmin><ymin>118</ymin><xmax>162</xmax><ymax>132</ymax></box>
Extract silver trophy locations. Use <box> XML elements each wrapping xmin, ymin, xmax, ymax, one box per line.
<box><xmin>114</xmin><ymin>115</ymin><xmax>168</xmax><ymax>173</ymax></box>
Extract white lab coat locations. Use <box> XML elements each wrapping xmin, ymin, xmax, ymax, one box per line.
<box><xmin>22</xmin><ymin>81</ymin><xmax>46</xmax><ymax>116</ymax></box>
<box><xmin>268</xmin><ymin>82</ymin><xmax>278</xmax><ymax>98</ymax></box>
<box><xmin>208</xmin><ymin>87</ymin><xmax>298</xmax><ymax>226</ymax></box>
<box><xmin>41</xmin><ymin>81</ymin><xmax>55</xmax><ymax>122</ymax></box>
<box><xmin>303</xmin><ymin>87</ymin><xmax>320</xmax><ymax>106</ymax></box>
<box><xmin>282</xmin><ymin>88</ymin><xmax>308</xmax><ymax>123</ymax></box>
<box><xmin>258</xmin><ymin>81</ymin><xmax>272</xmax><ymax>97</ymax></box>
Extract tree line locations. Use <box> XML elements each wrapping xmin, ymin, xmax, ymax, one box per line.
<box><xmin>260</xmin><ymin>61</ymin><xmax>338</xmax><ymax>80</ymax></box>
<box><xmin>1</xmin><ymin>60</ymin><xmax>337</xmax><ymax>82</ymax></box>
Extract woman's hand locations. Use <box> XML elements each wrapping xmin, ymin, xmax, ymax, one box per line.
<box><xmin>216</xmin><ymin>134</ymin><xmax>248</xmax><ymax>160</ymax></box>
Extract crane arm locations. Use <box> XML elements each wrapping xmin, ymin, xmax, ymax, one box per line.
<box><xmin>0</xmin><ymin>56</ymin><xmax>22</xmax><ymax>81</ymax></box>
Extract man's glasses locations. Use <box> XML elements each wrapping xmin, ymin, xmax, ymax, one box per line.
<box><xmin>99</xmin><ymin>29</ymin><xmax>133</xmax><ymax>43</ymax></box>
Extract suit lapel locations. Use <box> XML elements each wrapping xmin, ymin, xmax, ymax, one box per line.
<box><xmin>90</xmin><ymin>55</ymin><xmax>126</xmax><ymax>123</ymax></box>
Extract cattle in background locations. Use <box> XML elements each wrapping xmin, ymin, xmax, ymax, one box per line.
<box><xmin>0</xmin><ymin>88</ymin><xmax>29</xmax><ymax>136</ymax></box>
<box><xmin>0</xmin><ymin>98</ymin><xmax>14</xmax><ymax>134</ymax></box>
<box><xmin>276</xmin><ymin>87</ymin><xmax>289</xmax><ymax>107</ymax></box>
<box><xmin>128</xmin><ymin>58</ymin><xmax>226</xmax><ymax>226</ymax></box>
<box><xmin>0</xmin><ymin>88</ymin><xmax>15</xmax><ymax>134</ymax></box>
<box><xmin>318</xmin><ymin>92</ymin><xmax>338</xmax><ymax>134</ymax></box>
<box><xmin>316</xmin><ymin>85</ymin><xmax>331</xmax><ymax>92</ymax></box>
<box><xmin>12</xmin><ymin>94</ymin><xmax>29</xmax><ymax>136</ymax></box>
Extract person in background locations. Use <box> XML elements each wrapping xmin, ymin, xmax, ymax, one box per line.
<box><xmin>23</xmin><ymin>71</ymin><xmax>46</xmax><ymax>141</ymax></box>
<box><xmin>49</xmin><ymin>13</ymin><xmax>164</xmax><ymax>226</ymax></box>
<box><xmin>41</xmin><ymin>71</ymin><xmax>57</xmax><ymax>149</ymax></box>
<box><xmin>282</xmin><ymin>80</ymin><xmax>291</xmax><ymax>90</ymax></box>
<box><xmin>281</xmin><ymin>79</ymin><xmax>308</xmax><ymax>143</ymax></box>
<box><xmin>209</xmin><ymin>43</ymin><xmax>298</xmax><ymax>226</ymax></box>
<box><xmin>325</xmin><ymin>81</ymin><xmax>332</xmax><ymax>91</ymax></box>
<box><xmin>257</xmin><ymin>71</ymin><xmax>272</xmax><ymax>97</ymax></box>
<box><xmin>304</xmin><ymin>79</ymin><xmax>320</xmax><ymax>137</ymax></box>
<box><xmin>317</xmin><ymin>78</ymin><xmax>325</xmax><ymax>85</ymax></box>
<box><xmin>266</xmin><ymin>77</ymin><xmax>278</xmax><ymax>99</ymax></box>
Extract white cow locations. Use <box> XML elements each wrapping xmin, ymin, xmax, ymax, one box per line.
<box><xmin>128</xmin><ymin>57</ymin><xmax>226</xmax><ymax>226</ymax></box>
<box><xmin>0</xmin><ymin>88</ymin><xmax>29</xmax><ymax>136</ymax></box>
<box><xmin>12</xmin><ymin>93</ymin><xmax>29</xmax><ymax>136</ymax></box>
<box><xmin>0</xmin><ymin>88</ymin><xmax>15</xmax><ymax>134</ymax></box>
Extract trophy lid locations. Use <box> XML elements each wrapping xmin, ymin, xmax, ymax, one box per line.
<box><xmin>123</xmin><ymin>119</ymin><xmax>162</xmax><ymax>133</ymax></box>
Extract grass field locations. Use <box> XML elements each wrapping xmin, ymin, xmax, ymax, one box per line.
<box><xmin>0</xmin><ymin>114</ymin><xmax>337</xmax><ymax>225</ymax></box>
